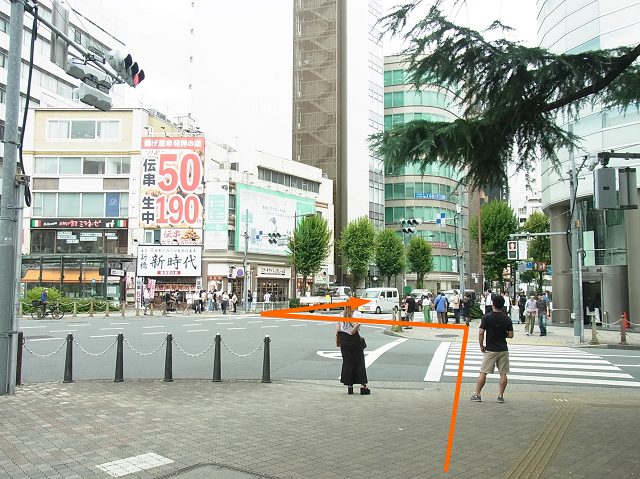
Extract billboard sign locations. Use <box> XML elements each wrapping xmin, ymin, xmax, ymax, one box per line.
<box><xmin>140</xmin><ymin>137</ymin><xmax>205</xmax><ymax>231</ymax></box>
<box><xmin>204</xmin><ymin>181</ymin><xmax>229</xmax><ymax>250</ymax></box>
<box><xmin>235</xmin><ymin>183</ymin><xmax>315</xmax><ymax>256</ymax></box>
<box><xmin>137</xmin><ymin>245</ymin><xmax>202</xmax><ymax>277</ymax></box>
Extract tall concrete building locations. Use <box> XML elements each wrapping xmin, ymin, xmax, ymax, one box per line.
<box><xmin>537</xmin><ymin>0</ymin><xmax>640</xmax><ymax>324</ymax></box>
<box><xmin>292</xmin><ymin>0</ymin><xmax>385</xmax><ymax>284</ymax></box>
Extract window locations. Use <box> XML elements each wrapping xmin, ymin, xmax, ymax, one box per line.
<box><xmin>59</xmin><ymin>157</ymin><xmax>82</xmax><ymax>174</ymax></box>
<box><xmin>71</xmin><ymin>121</ymin><xmax>96</xmax><ymax>139</ymax></box>
<box><xmin>106</xmin><ymin>157</ymin><xmax>130</xmax><ymax>174</ymax></box>
<box><xmin>57</xmin><ymin>193</ymin><xmax>81</xmax><ymax>216</ymax></box>
<box><xmin>82</xmin><ymin>193</ymin><xmax>104</xmax><ymax>216</ymax></box>
<box><xmin>34</xmin><ymin>157</ymin><xmax>58</xmax><ymax>174</ymax></box>
<box><xmin>98</xmin><ymin>120</ymin><xmax>119</xmax><ymax>139</ymax></box>
<box><xmin>32</xmin><ymin>193</ymin><xmax>57</xmax><ymax>216</ymax></box>
<box><xmin>83</xmin><ymin>157</ymin><xmax>105</xmax><ymax>174</ymax></box>
<box><xmin>48</xmin><ymin>120</ymin><xmax>70</xmax><ymax>139</ymax></box>
<box><xmin>0</xmin><ymin>16</ymin><xmax>8</xmax><ymax>33</ymax></box>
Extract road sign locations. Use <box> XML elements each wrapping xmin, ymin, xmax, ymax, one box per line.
<box><xmin>517</xmin><ymin>240</ymin><xmax>528</xmax><ymax>261</ymax></box>
<box><xmin>435</xmin><ymin>212</ymin><xmax>446</xmax><ymax>227</ymax></box>
<box><xmin>507</xmin><ymin>240</ymin><xmax>517</xmax><ymax>260</ymax></box>
<box><xmin>109</xmin><ymin>268</ymin><xmax>125</xmax><ymax>277</ymax></box>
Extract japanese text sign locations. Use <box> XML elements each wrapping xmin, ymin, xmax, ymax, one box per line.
<box><xmin>137</xmin><ymin>245</ymin><xmax>202</xmax><ymax>277</ymax></box>
<box><xmin>140</xmin><ymin>137</ymin><xmax>205</xmax><ymax>229</ymax></box>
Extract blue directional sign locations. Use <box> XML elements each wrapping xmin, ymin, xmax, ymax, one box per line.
<box><xmin>435</xmin><ymin>212</ymin><xmax>446</xmax><ymax>226</ymax></box>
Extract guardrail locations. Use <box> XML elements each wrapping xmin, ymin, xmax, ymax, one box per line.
<box><xmin>16</xmin><ymin>333</ymin><xmax>272</xmax><ymax>385</ymax></box>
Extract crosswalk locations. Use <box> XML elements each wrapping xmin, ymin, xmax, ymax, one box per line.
<box><xmin>427</xmin><ymin>342</ymin><xmax>640</xmax><ymax>388</ymax></box>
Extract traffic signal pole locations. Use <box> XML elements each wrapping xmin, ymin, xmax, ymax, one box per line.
<box><xmin>569</xmin><ymin>124</ymin><xmax>584</xmax><ymax>343</ymax></box>
<box><xmin>0</xmin><ymin>0</ymin><xmax>26</xmax><ymax>395</ymax></box>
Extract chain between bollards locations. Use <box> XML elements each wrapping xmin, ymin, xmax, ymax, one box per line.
<box><xmin>15</xmin><ymin>331</ymin><xmax>23</xmax><ymax>386</ymax></box>
<box><xmin>212</xmin><ymin>333</ymin><xmax>221</xmax><ymax>382</ymax></box>
<box><xmin>114</xmin><ymin>333</ymin><xmax>124</xmax><ymax>382</ymax></box>
<box><xmin>63</xmin><ymin>334</ymin><xmax>73</xmax><ymax>383</ymax></box>
<box><xmin>261</xmin><ymin>335</ymin><xmax>271</xmax><ymax>383</ymax></box>
<box><xmin>164</xmin><ymin>334</ymin><xmax>173</xmax><ymax>382</ymax></box>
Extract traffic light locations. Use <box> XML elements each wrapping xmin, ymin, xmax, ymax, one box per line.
<box><xmin>507</xmin><ymin>240</ymin><xmax>517</xmax><ymax>260</ymax></box>
<box><xmin>107</xmin><ymin>50</ymin><xmax>145</xmax><ymax>87</ymax></box>
<box><xmin>401</xmin><ymin>218</ymin><xmax>422</xmax><ymax>234</ymax></box>
<box><xmin>65</xmin><ymin>58</ymin><xmax>113</xmax><ymax>111</ymax></box>
<box><xmin>268</xmin><ymin>232</ymin><xmax>281</xmax><ymax>244</ymax></box>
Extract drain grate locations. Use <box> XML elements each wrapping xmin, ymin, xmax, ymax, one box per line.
<box><xmin>162</xmin><ymin>463</ymin><xmax>278</xmax><ymax>479</ymax></box>
<box><xmin>435</xmin><ymin>334</ymin><xmax>459</xmax><ymax>338</ymax></box>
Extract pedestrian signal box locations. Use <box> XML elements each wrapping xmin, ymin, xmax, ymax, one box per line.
<box><xmin>507</xmin><ymin>240</ymin><xmax>517</xmax><ymax>260</ymax></box>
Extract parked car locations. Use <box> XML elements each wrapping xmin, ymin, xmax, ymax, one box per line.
<box><xmin>358</xmin><ymin>287</ymin><xmax>400</xmax><ymax>314</ymax></box>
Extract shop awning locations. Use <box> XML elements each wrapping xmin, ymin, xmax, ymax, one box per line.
<box><xmin>22</xmin><ymin>269</ymin><xmax>102</xmax><ymax>283</ymax></box>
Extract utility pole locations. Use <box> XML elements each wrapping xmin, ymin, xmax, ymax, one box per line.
<box><xmin>0</xmin><ymin>0</ymin><xmax>26</xmax><ymax>395</ymax></box>
<box><xmin>569</xmin><ymin>124</ymin><xmax>584</xmax><ymax>343</ymax></box>
<box><xmin>243</xmin><ymin>209</ymin><xmax>249</xmax><ymax>311</ymax></box>
<box><xmin>457</xmin><ymin>193</ymin><xmax>465</xmax><ymax>299</ymax></box>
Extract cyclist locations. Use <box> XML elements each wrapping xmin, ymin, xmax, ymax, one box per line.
<box><xmin>40</xmin><ymin>288</ymin><xmax>49</xmax><ymax>316</ymax></box>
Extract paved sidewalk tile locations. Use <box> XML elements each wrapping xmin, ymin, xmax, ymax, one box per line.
<box><xmin>0</xmin><ymin>380</ymin><xmax>638</xmax><ymax>478</ymax></box>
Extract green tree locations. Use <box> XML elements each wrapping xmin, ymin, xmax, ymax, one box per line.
<box><xmin>406</xmin><ymin>235</ymin><xmax>434</xmax><ymax>289</ymax></box>
<box><xmin>375</xmin><ymin>228</ymin><xmax>405</xmax><ymax>286</ymax></box>
<box><xmin>288</xmin><ymin>214</ymin><xmax>332</xmax><ymax>293</ymax></box>
<box><xmin>469</xmin><ymin>200</ymin><xmax>518</xmax><ymax>288</ymax></box>
<box><xmin>338</xmin><ymin>217</ymin><xmax>375</xmax><ymax>292</ymax></box>
<box><xmin>520</xmin><ymin>211</ymin><xmax>551</xmax><ymax>292</ymax></box>
<box><xmin>371</xmin><ymin>1</ymin><xmax>640</xmax><ymax>189</ymax></box>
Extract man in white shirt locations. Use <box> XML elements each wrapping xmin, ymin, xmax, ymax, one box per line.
<box><xmin>484</xmin><ymin>290</ymin><xmax>493</xmax><ymax>314</ymax></box>
<box><xmin>451</xmin><ymin>290</ymin><xmax>461</xmax><ymax>324</ymax></box>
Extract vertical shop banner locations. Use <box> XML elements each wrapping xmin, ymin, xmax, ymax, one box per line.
<box><xmin>204</xmin><ymin>181</ymin><xmax>229</xmax><ymax>250</ymax></box>
<box><xmin>140</xmin><ymin>137</ymin><xmax>205</xmax><ymax>233</ymax></box>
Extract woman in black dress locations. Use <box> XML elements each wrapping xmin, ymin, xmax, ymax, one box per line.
<box><xmin>336</xmin><ymin>305</ymin><xmax>370</xmax><ymax>395</ymax></box>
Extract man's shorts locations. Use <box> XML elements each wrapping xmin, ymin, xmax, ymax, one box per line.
<box><xmin>480</xmin><ymin>351</ymin><xmax>510</xmax><ymax>374</ymax></box>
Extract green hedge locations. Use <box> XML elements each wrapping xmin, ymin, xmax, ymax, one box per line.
<box><xmin>22</xmin><ymin>287</ymin><xmax>122</xmax><ymax>314</ymax></box>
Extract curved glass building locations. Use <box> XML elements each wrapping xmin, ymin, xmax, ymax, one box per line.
<box><xmin>538</xmin><ymin>0</ymin><xmax>640</xmax><ymax>324</ymax></box>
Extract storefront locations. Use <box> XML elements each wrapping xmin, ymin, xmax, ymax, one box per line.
<box><xmin>24</xmin><ymin>218</ymin><xmax>131</xmax><ymax>299</ymax></box>
<box><xmin>137</xmin><ymin>245</ymin><xmax>202</xmax><ymax>301</ymax></box>
<box><xmin>255</xmin><ymin>265</ymin><xmax>291</xmax><ymax>302</ymax></box>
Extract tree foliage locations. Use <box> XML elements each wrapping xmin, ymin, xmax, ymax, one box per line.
<box><xmin>406</xmin><ymin>235</ymin><xmax>434</xmax><ymax>288</ymax></box>
<box><xmin>375</xmin><ymin>229</ymin><xmax>405</xmax><ymax>286</ymax></box>
<box><xmin>520</xmin><ymin>211</ymin><xmax>551</xmax><ymax>291</ymax></box>
<box><xmin>469</xmin><ymin>200</ymin><xmax>518</xmax><ymax>286</ymax></box>
<box><xmin>370</xmin><ymin>1</ymin><xmax>640</xmax><ymax>188</ymax></box>
<box><xmin>288</xmin><ymin>214</ymin><xmax>332</xmax><ymax>290</ymax></box>
<box><xmin>338</xmin><ymin>217</ymin><xmax>376</xmax><ymax>291</ymax></box>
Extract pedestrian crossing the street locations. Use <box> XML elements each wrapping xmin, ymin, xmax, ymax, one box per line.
<box><xmin>428</xmin><ymin>342</ymin><xmax>640</xmax><ymax>388</ymax></box>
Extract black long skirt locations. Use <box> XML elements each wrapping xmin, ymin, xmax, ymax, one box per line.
<box><xmin>339</xmin><ymin>331</ymin><xmax>367</xmax><ymax>386</ymax></box>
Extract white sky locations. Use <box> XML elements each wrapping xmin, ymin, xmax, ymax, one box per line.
<box><xmin>73</xmin><ymin>0</ymin><xmax>537</xmax><ymax>202</ymax></box>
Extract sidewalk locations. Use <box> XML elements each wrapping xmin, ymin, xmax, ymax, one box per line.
<box><xmin>0</xmin><ymin>379</ymin><xmax>639</xmax><ymax>478</ymax></box>
<box><xmin>386</xmin><ymin>318</ymin><xmax>640</xmax><ymax>349</ymax></box>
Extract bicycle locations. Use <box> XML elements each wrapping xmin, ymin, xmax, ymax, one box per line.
<box><xmin>31</xmin><ymin>300</ymin><xmax>64</xmax><ymax>320</ymax></box>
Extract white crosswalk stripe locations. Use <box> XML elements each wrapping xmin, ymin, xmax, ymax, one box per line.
<box><xmin>433</xmin><ymin>343</ymin><xmax>640</xmax><ymax>388</ymax></box>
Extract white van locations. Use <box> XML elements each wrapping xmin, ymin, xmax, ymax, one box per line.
<box><xmin>359</xmin><ymin>287</ymin><xmax>400</xmax><ymax>314</ymax></box>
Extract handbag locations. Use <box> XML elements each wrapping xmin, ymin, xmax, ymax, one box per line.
<box><xmin>336</xmin><ymin>331</ymin><xmax>342</xmax><ymax>347</ymax></box>
<box><xmin>360</xmin><ymin>336</ymin><xmax>367</xmax><ymax>350</ymax></box>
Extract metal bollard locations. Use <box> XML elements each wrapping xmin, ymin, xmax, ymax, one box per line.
<box><xmin>72</xmin><ymin>301</ymin><xmax>77</xmax><ymax>318</ymax></box>
<box><xmin>114</xmin><ymin>333</ymin><xmax>124</xmax><ymax>382</ymax></box>
<box><xmin>105</xmin><ymin>300</ymin><xmax>110</xmax><ymax>317</ymax></box>
<box><xmin>150</xmin><ymin>302</ymin><xmax>155</xmax><ymax>316</ymax></box>
<box><xmin>162</xmin><ymin>301</ymin><xmax>167</xmax><ymax>316</ymax></box>
<box><xmin>135</xmin><ymin>301</ymin><xmax>140</xmax><ymax>317</ymax></box>
<box><xmin>164</xmin><ymin>334</ymin><xmax>173</xmax><ymax>382</ymax></box>
<box><xmin>620</xmin><ymin>313</ymin><xmax>628</xmax><ymax>345</ymax></box>
<box><xmin>16</xmin><ymin>332</ymin><xmax>24</xmax><ymax>386</ymax></box>
<box><xmin>212</xmin><ymin>333</ymin><xmax>221</xmax><ymax>382</ymax></box>
<box><xmin>261</xmin><ymin>335</ymin><xmax>271</xmax><ymax>383</ymax></box>
<box><xmin>120</xmin><ymin>301</ymin><xmax>126</xmax><ymax>317</ymax></box>
<box><xmin>590</xmin><ymin>315</ymin><xmax>599</xmax><ymax>345</ymax></box>
<box><xmin>63</xmin><ymin>334</ymin><xmax>73</xmax><ymax>383</ymax></box>
<box><xmin>89</xmin><ymin>300</ymin><xmax>94</xmax><ymax>318</ymax></box>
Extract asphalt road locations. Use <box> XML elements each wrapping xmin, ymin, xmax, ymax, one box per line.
<box><xmin>17</xmin><ymin>311</ymin><xmax>640</xmax><ymax>388</ymax></box>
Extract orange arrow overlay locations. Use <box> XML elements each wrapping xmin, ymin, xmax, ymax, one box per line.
<box><xmin>260</xmin><ymin>297</ymin><xmax>469</xmax><ymax>473</ymax></box>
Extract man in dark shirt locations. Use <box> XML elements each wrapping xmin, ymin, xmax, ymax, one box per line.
<box><xmin>405</xmin><ymin>294</ymin><xmax>417</xmax><ymax>322</ymax></box>
<box><xmin>470</xmin><ymin>294</ymin><xmax>514</xmax><ymax>403</ymax></box>
<box><xmin>536</xmin><ymin>293</ymin><xmax>549</xmax><ymax>336</ymax></box>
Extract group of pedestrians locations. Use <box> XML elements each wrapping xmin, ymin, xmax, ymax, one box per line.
<box><xmin>415</xmin><ymin>290</ymin><xmax>473</xmax><ymax>325</ymax></box>
<box><xmin>141</xmin><ymin>287</ymin><xmax>253</xmax><ymax>315</ymax></box>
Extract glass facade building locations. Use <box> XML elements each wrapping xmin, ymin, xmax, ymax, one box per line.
<box><xmin>383</xmin><ymin>56</ymin><xmax>469</xmax><ymax>292</ymax></box>
<box><xmin>538</xmin><ymin>0</ymin><xmax>640</xmax><ymax>324</ymax></box>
